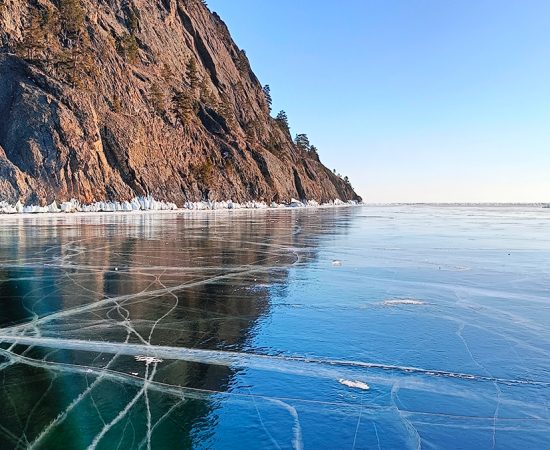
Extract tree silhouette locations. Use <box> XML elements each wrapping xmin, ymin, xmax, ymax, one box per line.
<box><xmin>309</xmin><ymin>145</ymin><xmax>319</xmax><ymax>159</ymax></box>
<box><xmin>275</xmin><ymin>110</ymin><xmax>289</xmax><ymax>133</ymax></box>
<box><xmin>263</xmin><ymin>85</ymin><xmax>272</xmax><ymax>112</ymax></box>
<box><xmin>294</xmin><ymin>134</ymin><xmax>310</xmax><ymax>151</ymax></box>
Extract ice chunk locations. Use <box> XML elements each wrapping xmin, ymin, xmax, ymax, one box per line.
<box><xmin>339</xmin><ymin>379</ymin><xmax>370</xmax><ymax>390</ymax></box>
<box><xmin>135</xmin><ymin>355</ymin><xmax>163</xmax><ymax>364</ymax></box>
<box><xmin>289</xmin><ymin>198</ymin><xmax>304</xmax><ymax>208</ymax></box>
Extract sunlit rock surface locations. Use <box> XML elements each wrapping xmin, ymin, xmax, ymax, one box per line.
<box><xmin>0</xmin><ymin>0</ymin><xmax>360</xmax><ymax>205</ymax></box>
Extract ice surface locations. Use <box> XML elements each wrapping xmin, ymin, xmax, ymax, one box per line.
<box><xmin>0</xmin><ymin>205</ymin><xmax>549</xmax><ymax>449</ymax></box>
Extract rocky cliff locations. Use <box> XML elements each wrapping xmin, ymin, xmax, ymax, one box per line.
<box><xmin>0</xmin><ymin>0</ymin><xmax>360</xmax><ymax>205</ymax></box>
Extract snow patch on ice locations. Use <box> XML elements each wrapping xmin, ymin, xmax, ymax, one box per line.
<box><xmin>382</xmin><ymin>299</ymin><xmax>427</xmax><ymax>306</ymax></box>
<box><xmin>339</xmin><ymin>379</ymin><xmax>370</xmax><ymax>390</ymax></box>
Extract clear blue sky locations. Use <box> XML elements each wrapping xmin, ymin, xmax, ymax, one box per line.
<box><xmin>207</xmin><ymin>0</ymin><xmax>550</xmax><ymax>203</ymax></box>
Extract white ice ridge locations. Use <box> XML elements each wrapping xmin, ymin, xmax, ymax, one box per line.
<box><xmin>1</xmin><ymin>336</ymin><xmax>547</xmax><ymax>387</ymax></box>
<box><xmin>0</xmin><ymin>196</ymin><xmax>360</xmax><ymax>215</ymax></box>
<box><xmin>0</xmin><ymin>196</ymin><xmax>177</xmax><ymax>214</ymax></box>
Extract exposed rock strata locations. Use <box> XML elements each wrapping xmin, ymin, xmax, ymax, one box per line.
<box><xmin>0</xmin><ymin>0</ymin><xmax>361</xmax><ymax>205</ymax></box>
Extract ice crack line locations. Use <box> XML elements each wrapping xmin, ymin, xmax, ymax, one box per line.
<box><xmin>1</xmin><ymin>336</ymin><xmax>548</xmax><ymax>387</ymax></box>
<box><xmin>27</xmin><ymin>332</ymin><xmax>133</xmax><ymax>450</ymax></box>
<box><xmin>0</xmin><ymin>264</ymin><xmax>281</xmax><ymax>336</ymax></box>
<box><xmin>87</xmin><ymin>363</ymin><xmax>158</xmax><ymax>450</ymax></box>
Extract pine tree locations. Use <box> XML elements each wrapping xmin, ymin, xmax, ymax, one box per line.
<box><xmin>42</xmin><ymin>7</ymin><xmax>60</xmax><ymax>47</ymax></box>
<box><xmin>59</xmin><ymin>0</ymin><xmax>84</xmax><ymax>38</ymax></box>
<box><xmin>119</xmin><ymin>33</ymin><xmax>139</xmax><ymax>63</ymax></box>
<box><xmin>186</xmin><ymin>58</ymin><xmax>200</xmax><ymax>91</ymax></box>
<box><xmin>172</xmin><ymin>88</ymin><xmax>196</xmax><ymax>125</ymax></box>
<box><xmin>16</xmin><ymin>3</ymin><xmax>93</xmax><ymax>89</ymax></box>
<box><xmin>275</xmin><ymin>110</ymin><xmax>289</xmax><ymax>132</ymax></box>
<box><xmin>199</xmin><ymin>78</ymin><xmax>216</xmax><ymax>107</ymax></box>
<box><xmin>235</xmin><ymin>50</ymin><xmax>249</xmax><ymax>73</ymax></box>
<box><xmin>55</xmin><ymin>0</ymin><xmax>95</xmax><ymax>87</ymax></box>
<box><xmin>18</xmin><ymin>8</ymin><xmax>47</xmax><ymax>59</ymax></box>
<box><xmin>294</xmin><ymin>134</ymin><xmax>310</xmax><ymax>151</ymax></box>
<box><xmin>149</xmin><ymin>82</ymin><xmax>165</xmax><ymax>113</ymax></box>
<box><xmin>55</xmin><ymin>33</ymin><xmax>96</xmax><ymax>88</ymax></box>
<box><xmin>263</xmin><ymin>85</ymin><xmax>272</xmax><ymax>112</ymax></box>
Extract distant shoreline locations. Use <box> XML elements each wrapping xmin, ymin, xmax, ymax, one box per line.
<box><xmin>364</xmin><ymin>203</ymin><xmax>549</xmax><ymax>207</ymax></box>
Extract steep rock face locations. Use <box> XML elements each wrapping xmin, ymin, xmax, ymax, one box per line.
<box><xmin>0</xmin><ymin>0</ymin><xmax>361</xmax><ymax>205</ymax></box>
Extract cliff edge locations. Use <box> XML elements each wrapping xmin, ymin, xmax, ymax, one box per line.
<box><xmin>0</xmin><ymin>0</ymin><xmax>361</xmax><ymax>205</ymax></box>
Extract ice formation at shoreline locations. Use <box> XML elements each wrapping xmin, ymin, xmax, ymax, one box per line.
<box><xmin>0</xmin><ymin>196</ymin><xmax>360</xmax><ymax>215</ymax></box>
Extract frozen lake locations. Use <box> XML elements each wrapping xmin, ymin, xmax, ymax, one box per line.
<box><xmin>0</xmin><ymin>206</ymin><xmax>549</xmax><ymax>449</ymax></box>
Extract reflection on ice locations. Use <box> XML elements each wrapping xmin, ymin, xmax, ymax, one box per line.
<box><xmin>0</xmin><ymin>205</ymin><xmax>549</xmax><ymax>449</ymax></box>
